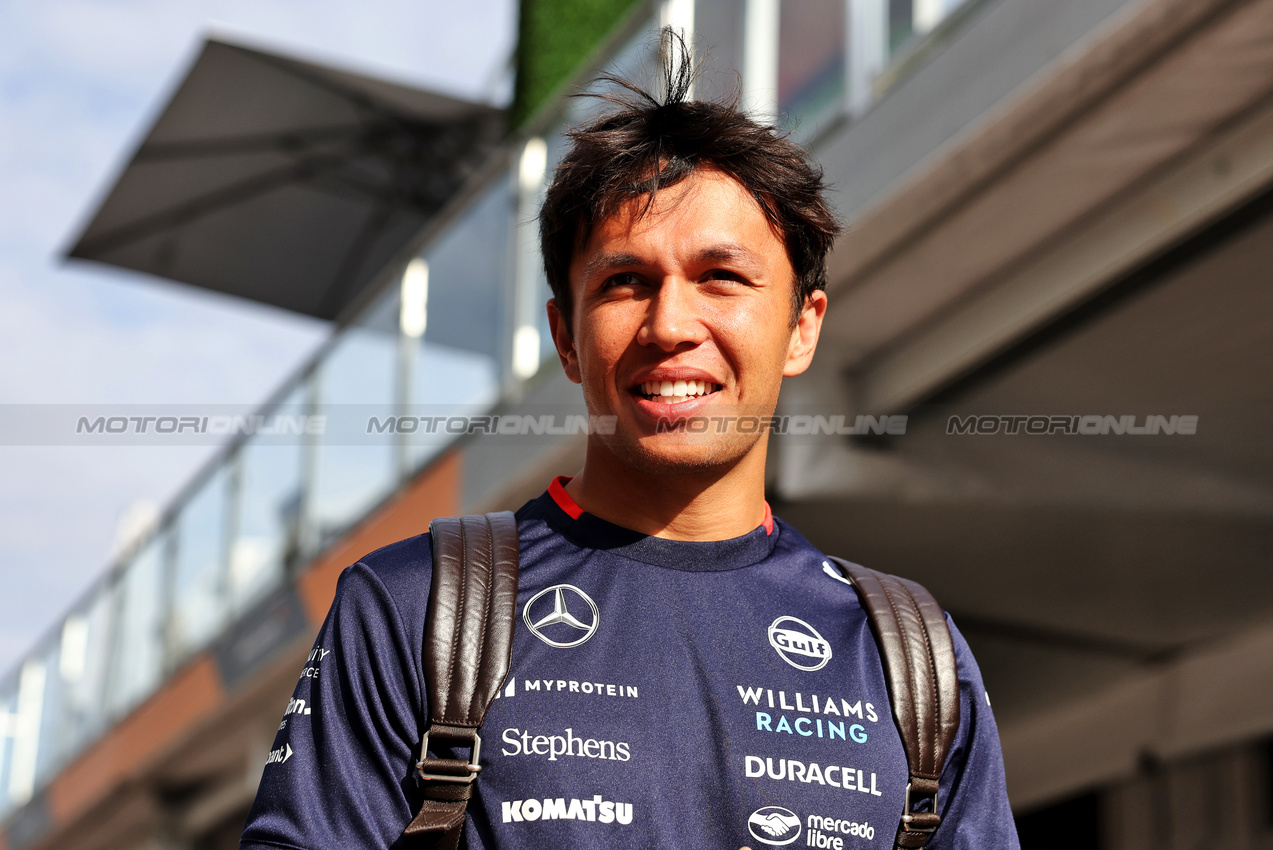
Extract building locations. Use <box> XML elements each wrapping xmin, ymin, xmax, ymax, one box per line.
<box><xmin>3</xmin><ymin>0</ymin><xmax>1272</xmax><ymax>847</ymax></box>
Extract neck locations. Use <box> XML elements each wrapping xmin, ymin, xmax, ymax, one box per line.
<box><xmin>564</xmin><ymin>440</ymin><xmax>770</xmax><ymax>541</ymax></box>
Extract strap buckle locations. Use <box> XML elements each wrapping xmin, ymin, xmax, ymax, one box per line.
<box><xmin>416</xmin><ymin>727</ymin><xmax>482</xmax><ymax>783</ymax></box>
<box><xmin>901</xmin><ymin>782</ymin><xmax>940</xmax><ymax>833</ymax></box>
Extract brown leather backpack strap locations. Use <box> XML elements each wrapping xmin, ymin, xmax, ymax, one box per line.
<box><xmin>403</xmin><ymin>512</ymin><xmax>520</xmax><ymax>850</ymax></box>
<box><xmin>830</xmin><ymin>558</ymin><xmax>960</xmax><ymax>850</ymax></box>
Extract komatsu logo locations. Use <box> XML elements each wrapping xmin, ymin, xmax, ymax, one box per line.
<box><xmin>501</xmin><ymin>795</ymin><xmax>632</xmax><ymax>824</ymax></box>
<box><xmin>768</xmin><ymin>616</ymin><xmax>832</xmax><ymax>671</ymax></box>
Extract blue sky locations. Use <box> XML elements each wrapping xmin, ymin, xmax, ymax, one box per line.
<box><xmin>0</xmin><ymin>0</ymin><xmax>517</xmax><ymax>674</ymax></box>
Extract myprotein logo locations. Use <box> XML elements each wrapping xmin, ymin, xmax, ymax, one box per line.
<box><xmin>493</xmin><ymin>676</ymin><xmax>639</xmax><ymax>700</ymax></box>
<box><xmin>768</xmin><ymin>616</ymin><xmax>832</xmax><ymax>671</ymax></box>
<box><xmin>523</xmin><ymin>585</ymin><xmax>599</xmax><ymax>648</ymax></box>
<box><xmin>748</xmin><ymin>806</ymin><xmax>801</xmax><ymax>845</ymax></box>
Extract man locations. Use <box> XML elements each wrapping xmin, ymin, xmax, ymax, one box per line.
<box><xmin>241</xmin><ymin>39</ymin><xmax>1019</xmax><ymax>850</ymax></box>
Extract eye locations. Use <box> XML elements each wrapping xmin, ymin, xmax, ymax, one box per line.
<box><xmin>602</xmin><ymin>272</ymin><xmax>643</xmax><ymax>290</ymax></box>
<box><xmin>703</xmin><ymin>269</ymin><xmax>749</xmax><ymax>285</ymax></box>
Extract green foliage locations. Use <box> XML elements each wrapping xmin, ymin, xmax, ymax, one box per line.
<box><xmin>513</xmin><ymin>0</ymin><xmax>643</xmax><ymax>129</ymax></box>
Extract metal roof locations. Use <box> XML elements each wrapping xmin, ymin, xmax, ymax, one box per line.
<box><xmin>67</xmin><ymin>38</ymin><xmax>504</xmax><ymax>321</ymax></box>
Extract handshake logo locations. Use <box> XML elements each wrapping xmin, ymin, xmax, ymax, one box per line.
<box><xmin>748</xmin><ymin>807</ymin><xmax>801</xmax><ymax>845</ymax></box>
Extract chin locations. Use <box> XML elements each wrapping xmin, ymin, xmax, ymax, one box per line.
<box><xmin>600</xmin><ymin>429</ymin><xmax>763</xmax><ymax>476</ymax></box>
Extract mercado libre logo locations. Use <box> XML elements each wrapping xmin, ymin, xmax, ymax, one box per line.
<box><xmin>768</xmin><ymin>616</ymin><xmax>832</xmax><ymax>671</ymax></box>
<box><xmin>747</xmin><ymin>806</ymin><xmax>802</xmax><ymax>845</ymax></box>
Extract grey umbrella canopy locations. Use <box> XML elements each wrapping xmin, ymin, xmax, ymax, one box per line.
<box><xmin>67</xmin><ymin>38</ymin><xmax>504</xmax><ymax>321</ymax></box>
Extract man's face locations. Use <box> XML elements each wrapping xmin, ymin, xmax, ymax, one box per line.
<box><xmin>548</xmin><ymin>167</ymin><xmax>826</xmax><ymax>475</ymax></box>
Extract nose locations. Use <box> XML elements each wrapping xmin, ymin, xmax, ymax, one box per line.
<box><xmin>637</xmin><ymin>277</ymin><xmax>708</xmax><ymax>351</ymax></box>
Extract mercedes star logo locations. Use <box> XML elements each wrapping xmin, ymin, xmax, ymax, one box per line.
<box><xmin>523</xmin><ymin>584</ymin><xmax>599</xmax><ymax>648</ymax></box>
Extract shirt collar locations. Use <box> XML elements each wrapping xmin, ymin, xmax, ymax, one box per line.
<box><xmin>535</xmin><ymin>476</ymin><xmax>779</xmax><ymax>571</ymax></box>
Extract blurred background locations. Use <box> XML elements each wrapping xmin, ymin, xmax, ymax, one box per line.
<box><xmin>1</xmin><ymin>0</ymin><xmax>1271</xmax><ymax>847</ymax></box>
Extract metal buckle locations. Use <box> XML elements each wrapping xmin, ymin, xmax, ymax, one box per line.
<box><xmin>900</xmin><ymin>782</ymin><xmax>940</xmax><ymax>833</ymax></box>
<box><xmin>416</xmin><ymin>729</ymin><xmax>482</xmax><ymax>783</ymax></box>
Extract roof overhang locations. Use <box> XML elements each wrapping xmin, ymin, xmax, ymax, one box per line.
<box><xmin>67</xmin><ymin>38</ymin><xmax>504</xmax><ymax>322</ymax></box>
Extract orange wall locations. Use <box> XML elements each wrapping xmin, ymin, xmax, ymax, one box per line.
<box><xmin>48</xmin><ymin>657</ymin><xmax>225</xmax><ymax>823</ymax></box>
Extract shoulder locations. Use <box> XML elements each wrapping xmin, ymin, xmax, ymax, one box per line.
<box><xmin>348</xmin><ymin>532</ymin><xmax>434</xmax><ymax>598</ymax></box>
<box><xmin>944</xmin><ymin>614</ymin><xmax>991</xmax><ymax>699</ymax></box>
<box><xmin>337</xmin><ymin>504</ymin><xmax>549</xmax><ymax>633</ymax></box>
<box><xmin>323</xmin><ymin>533</ymin><xmax>436</xmax><ymax>660</ymax></box>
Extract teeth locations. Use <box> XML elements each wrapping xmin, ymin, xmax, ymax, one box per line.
<box><xmin>640</xmin><ymin>380</ymin><xmax>719</xmax><ymax>399</ymax></box>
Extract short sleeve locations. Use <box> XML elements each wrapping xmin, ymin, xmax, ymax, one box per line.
<box><xmin>241</xmin><ymin>562</ymin><xmax>426</xmax><ymax>850</ymax></box>
<box><xmin>930</xmin><ymin>616</ymin><xmax>1020</xmax><ymax>849</ymax></box>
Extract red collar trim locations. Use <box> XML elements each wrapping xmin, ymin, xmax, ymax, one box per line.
<box><xmin>548</xmin><ymin>475</ymin><xmax>584</xmax><ymax>519</ymax></box>
<box><xmin>548</xmin><ymin>476</ymin><xmax>774</xmax><ymax>535</ymax></box>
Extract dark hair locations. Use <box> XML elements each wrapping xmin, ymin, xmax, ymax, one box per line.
<box><xmin>539</xmin><ymin>29</ymin><xmax>842</xmax><ymax>332</ymax></box>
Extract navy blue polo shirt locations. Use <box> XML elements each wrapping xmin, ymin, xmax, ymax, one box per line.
<box><xmin>241</xmin><ymin>479</ymin><xmax>1018</xmax><ymax>849</ymax></box>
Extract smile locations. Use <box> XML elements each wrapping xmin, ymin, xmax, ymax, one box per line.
<box><xmin>635</xmin><ymin>380</ymin><xmax>722</xmax><ymax>404</ymax></box>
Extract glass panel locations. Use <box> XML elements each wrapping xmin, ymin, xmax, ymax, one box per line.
<box><xmin>401</xmin><ymin>175</ymin><xmax>510</xmax><ymax>469</ymax></box>
<box><xmin>0</xmin><ymin>674</ymin><xmax>16</xmax><ymax>816</ymax></box>
<box><xmin>46</xmin><ymin>590</ymin><xmax>114</xmax><ymax>770</ymax></box>
<box><xmin>309</xmin><ymin>289</ymin><xmax>399</xmax><ymax>547</ymax></box>
<box><xmin>779</xmin><ymin>0</ymin><xmax>846</xmax><ymax>139</ymax></box>
<box><xmin>890</xmin><ymin>0</ymin><xmax>970</xmax><ymax>56</ymax></box>
<box><xmin>422</xmin><ymin>172</ymin><xmax>513</xmax><ymax>366</ymax></box>
<box><xmin>168</xmin><ymin>467</ymin><xmax>231</xmax><ymax>660</ymax></box>
<box><xmin>230</xmin><ymin>387</ymin><xmax>306</xmax><ymax>612</ymax></box>
<box><xmin>5</xmin><ymin>657</ymin><xmax>46</xmax><ymax>808</ymax></box>
<box><xmin>31</xmin><ymin>641</ymin><xmax>62</xmax><ymax>785</ymax></box>
<box><xmin>403</xmin><ymin>346</ymin><xmax>501</xmax><ymax>471</ymax></box>
<box><xmin>696</xmin><ymin>0</ymin><xmax>747</xmax><ymax>102</ymax></box>
<box><xmin>106</xmin><ymin>534</ymin><xmax>165</xmax><ymax>715</ymax></box>
<box><xmin>889</xmin><ymin>0</ymin><xmax>916</xmax><ymax>54</ymax></box>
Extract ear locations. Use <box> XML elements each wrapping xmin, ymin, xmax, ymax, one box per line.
<box><xmin>783</xmin><ymin>290</ymin><xmax>827</xmax><ymax>378</ymax></box>
<box><xmin>546</xmin><ymin>298</ymin><xmax>582</xmax><ymax>384</ymax></box>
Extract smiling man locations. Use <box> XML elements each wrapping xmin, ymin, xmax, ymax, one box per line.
<box><xmin>547</xmin><ymin>164</ymin><xmax>824</xmax><ymax>540</ymax></box>
<box><xmin>241</xmin><ymin>38</ymin><xmax>1018</xmax><ymax>850</ymax></box>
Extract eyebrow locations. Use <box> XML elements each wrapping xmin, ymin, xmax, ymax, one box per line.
<box><xmin>581</xmin><ymin>252</ymin><xmax>644</xmax><ymax>283</ymax></box>
<box><xmin>580</xmin><ymin>243</ymin><xmax>764</xmax><ymax>282</ymax></box>
<box><xmin>694</xmin><ymin>243</ymin><xmax>763</xmax><ymax>271</ymax></box>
